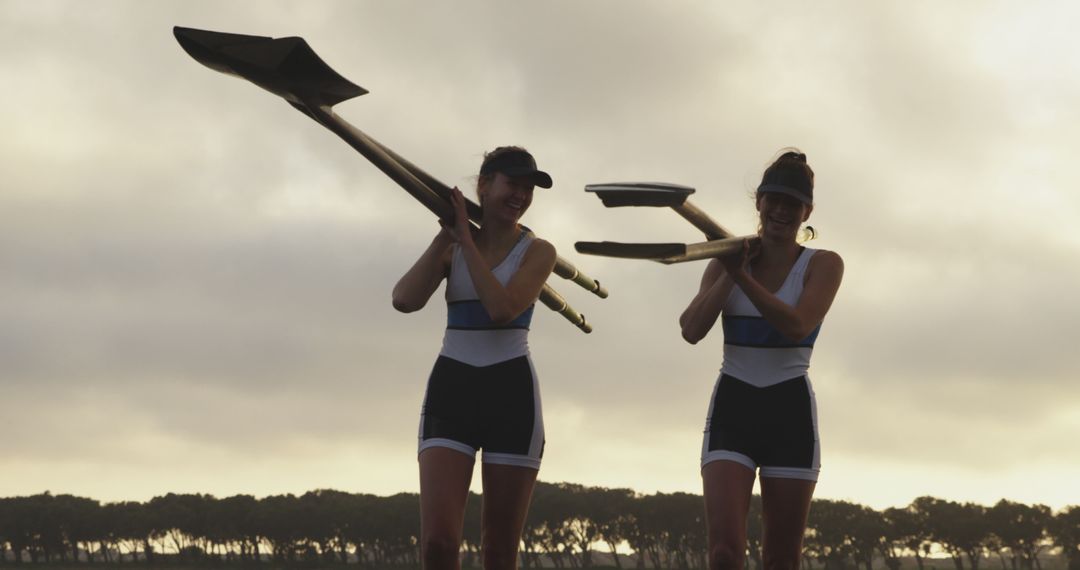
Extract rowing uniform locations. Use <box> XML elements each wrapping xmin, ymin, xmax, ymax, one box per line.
<box><xmin>418</xmin><ymin>231</ymin><xmax>545</xmax><ymax>469</ymax></box>
<box><xmin>701</xmin><ymin>247</ymin><xmax>822</xmax><ymax>481</ymax></box>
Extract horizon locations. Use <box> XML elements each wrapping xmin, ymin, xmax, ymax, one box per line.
<box><xmin>6</xmin><ymin>483</ymin><xmax>1077</xmax><ymax>514</ymax></box>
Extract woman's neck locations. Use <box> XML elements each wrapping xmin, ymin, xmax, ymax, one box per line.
<box><xmin>476</xmin><ymin>217</ymin><xmax>521</xmax><ymax>249</ymax></box>
<box><xmin>757</xmin><ymin>235</ymin><xmax>802</xmax><ymax>265</ymax></box>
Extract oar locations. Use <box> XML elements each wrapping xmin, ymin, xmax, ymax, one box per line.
<box><xmin>173</xmin><ymin>26</ymin><xmax>600</xmax><ymax>332</ymax></box>
<box><xmin>575</xmin><ymin>181</ymin><xmax>816</xmax><ymax>264</ymax></box>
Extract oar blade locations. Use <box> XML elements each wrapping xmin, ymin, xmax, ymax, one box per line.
<box><xmin>585</xmin><ymin>182</ymin><xmax>695</xmax><ymax>208</ymax></box>
<box><xmin>174</xmin><ymin>26</ymin><xmax>367</xmax><ymax>107</ymax></box>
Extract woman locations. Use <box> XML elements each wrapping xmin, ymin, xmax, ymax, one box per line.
<box><xmin>392</xmin><ymin>146</ymin><xmax>557</xmax><ymax>570</ymax></box>
<box><xmin>679</xmin><ymin>150</ymin><xmax>844</xmax><ymax>570</ymax></box>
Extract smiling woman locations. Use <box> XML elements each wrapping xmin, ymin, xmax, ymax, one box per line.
<box><xmin>391</xmin><ymin>146</ymin><xmax>557</xmax><ymax>570</ymax></box>
<box><xmin>679</xmin><ymin>150</ymin><xmax>845</xmax><ymax>570</ymax></box>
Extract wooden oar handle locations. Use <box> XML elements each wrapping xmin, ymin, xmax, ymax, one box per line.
<box><xmin>552</xmin><ymin>258</ymin><xmax>608</xmax><ymax>298</ymax></box>
<box><xmin>539</xmin><ymin>285</ymin><xmax>592</xmax><ymax>334</ymax></box>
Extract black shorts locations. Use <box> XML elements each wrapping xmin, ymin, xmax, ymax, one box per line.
<box><xmin>701</xmin><ymin>374</ymin><xmax>820</xmax><ymax>480</ymax></box>
<box><xmin>418</xmin><ymin>355</ymin><xmax>545</xmax><ymax>469</ymax></box>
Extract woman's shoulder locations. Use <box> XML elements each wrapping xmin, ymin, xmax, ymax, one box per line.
<box><xmin>807</xmin><ymin>248</ymin><xmax>844</xmax><ymax>276</ymax></box>
<box><xmin>524</xmin><ymin>236</ymin><xmax>557</xmax><ymax>259</ymax></box>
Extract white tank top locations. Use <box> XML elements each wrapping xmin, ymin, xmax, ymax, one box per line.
<box><xmin>720</xmin><ymin>247</ymin><xmax>821</xmax><ymax>387</ymax></box>
<box><xmin>440</xmin><ymin>232</ymin><xmax>535</xmax><ymax>367</ymax></box>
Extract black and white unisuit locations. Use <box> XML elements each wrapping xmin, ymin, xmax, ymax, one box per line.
<box><xmin>701</xmin><ymin>247</ymin><xmax>822</xmax><ymax>481</ymax></box>
<box><xmin>418</xmin><ymin>232</ymin><xmax>545</xmax><ymax>469</ymax></box>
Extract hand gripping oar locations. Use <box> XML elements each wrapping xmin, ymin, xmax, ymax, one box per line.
<box><xmin>574</xmin><ymin>182</ymin><xmax>816</xmax><ymax>264</ymax></box>
<box><xmin>173</xmin><ymin>26</ymin><xmax>604</xmax><ymax>332</ymax></box>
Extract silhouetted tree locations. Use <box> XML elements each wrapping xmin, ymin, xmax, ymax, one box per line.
<box><xmin>651</xmin><ymin>492</ymin><xmax>703</xmax><ymax>570</ymax></box>
<box><xmin>592</xmin><ymin>487</ymin><xmax>634</xmax><ymax>569</ymax></box>
<box><xmin>622</xmin><ymin>493</ymin><xmax>659</xmax><ymax>570</ymax></box>
<box><xmin>988</xmin><ymin>500</ymin><xmax>1050</xmax><ymax>570</ymax></box>
<box><xmin>915</xmin><ymin>497</ymin><xmax>991</xmax><ymax>570</ymax></box>
<box><xmin>3</xmin><ymin>496</ymin><xmax>40</xmax><ymax>564</ymax></box>
<box><xmin>561</xmin><ymin>483</ymin><xmax>602</xmax><ymax>568</ymax></box>
<box><xmin>884</xmin><ymin>505</ymin><xmax>932</xmax><ymax>570</ymax></box>
<box><xmin>1049</xmin><ymin>506</ymin><xmax>1080</xmax><ymax>570</ymax></box>
<box><xmin>806</xmin><ymin>499</ymin><xmax>861</xmax><ymax>570</ymax></box>
<box><xmin>340</xmin><ymin>493</ymin><xmax>383</xmax><ymax>567</ymax></box>
<box><xmin>147</xmin><ymin>493</ymin><xmax>212</xmax><ymax>562</ymax></box>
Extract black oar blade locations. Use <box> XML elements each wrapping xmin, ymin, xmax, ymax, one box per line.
<box><xmin>574</xmin><ymin>241</ymin><xmax>687</xmax><ymax>260</ymax></box>
<box><xmin>174</xmin><ymin>26</ymin><xmax>367</xmax><ymax>107</ymax></box>
<box><xmin>585</xmin><ymin>182</ymin><xmax>695</xmax><ymax>208</ymax></box>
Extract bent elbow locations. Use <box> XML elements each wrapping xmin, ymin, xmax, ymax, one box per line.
<box><xmin>487</xmin><ymin>302</ymin><xmax>529</xmax><ymax>326</ymax></box>
<box><xmin>392</xmin><ymin>295</ymin><xmax>422</xmax><ymax>314</ymax></box>
<box><xmin>488</xmin><ymin>311</ymin><xmax>516</xmax><ymax>326</ymax></box>
<box><xmin>779</xmin><ymin>322</ymin><xmax>815</xmax><ymax>344</ymax></box>
<box><xmin>681</xmin><ymin>327</ymin><xmax>703</xmax><ymax>345</ymax></box>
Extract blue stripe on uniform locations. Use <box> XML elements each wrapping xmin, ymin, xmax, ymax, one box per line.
<box><xmin>447</xmin><ymin>300</ymin><xmax>534</xmax><ymax>330</ymax></box>
<box><xmin>722</xmin><ymin>315</ymin><xmax>819</xmax><ymax>348</ymax></box>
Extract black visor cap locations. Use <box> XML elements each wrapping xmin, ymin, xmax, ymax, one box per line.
<box><xmin>479</xmin><ymin>150</ymin><xmax>553</xmax><ymax>189</ymax></box>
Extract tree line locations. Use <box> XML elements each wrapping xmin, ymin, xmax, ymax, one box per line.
<box><xmin>1</xmin><ymin>484</ymin><xmax>1078</xmax><ymax>570</ymax></box>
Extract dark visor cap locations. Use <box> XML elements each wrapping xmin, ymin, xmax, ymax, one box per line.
<box><xmin>479</xmin><ymin>150</ymin><xmax>553</xmax><ymax>189</ymax></box>
<box><xmin>757</xmin><ymin>183</ymin><xmax>813</xmax><ymax>205</ymax></box>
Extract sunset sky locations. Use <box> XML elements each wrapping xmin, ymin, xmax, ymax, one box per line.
<box><xmin>3</xmin><ymin>1</ymin><xmax>1079</xmax><ymax>511</ymax></box>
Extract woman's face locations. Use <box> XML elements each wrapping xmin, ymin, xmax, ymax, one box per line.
<box><xmin>757</xmin><ymin>192</ymin><xmax>812</xmax><ymax>242</ymax></box>
<box><xmin>480</xmin><ymin>172</ymin><xmax>535</xmax><ymax>223</ymax></box>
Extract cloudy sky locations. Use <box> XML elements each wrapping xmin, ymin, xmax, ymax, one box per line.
<box><xmin>3</xmin><ymin>1</ymin><xmax>1079</xmax><ymax>511</ymax></box>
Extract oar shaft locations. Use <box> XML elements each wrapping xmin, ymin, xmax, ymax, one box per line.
<box><xmin>658</xmin><ymin>226</ymin><xmax>818</xmax><ymax>264</ymax></box>
<box><xmin>658</xmin><ymin>236</ymin><xmax>754</xmax><ymax>264</ymax></box>
<box><xmin>310</xmin><ymin>107</ymin><xmax>452</xmax><ymax>219</ymax></box>
<box><xmin>361</xmin><ymin>133</ymin><xmax>484</xmax><ymax>220</ymax></box>
<box><xmin>672</xmin><ymin>201</ymin><xmax>733</xmax><ymax>240</ymax></box>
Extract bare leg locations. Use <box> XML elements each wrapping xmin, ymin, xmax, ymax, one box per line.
<box><xmin>480</xmin><ymin>463</ymin><xmax>538</xmax><ymax>570</ymax></box>
<box><xmin>759</xmin><ymin>477</ymin><xmax>815</xmax><ymax>570</ymax></box>
<box><xmin>703</xmin><ymin>461</ymin><xmax>757</xmax><ymax>570</ymax></box>
<box><xmin>420</xmin><ymin>448</ymin><xmax>476</xmax><ymax>570</ymax></box>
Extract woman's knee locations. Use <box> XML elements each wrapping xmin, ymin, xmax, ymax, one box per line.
<box><xmin>708</xmin><ymin>543</ymin><xmax>746</xmax><ymax>570</ymax></box>
<box><xmin>421</xmin><ymin>534</ymin><xmax>461</xmax><ymax>568</ymax></box>
<box><xmin>482</xmin><ymin>542</ymin><xmax>519</xmax><ymax>570</ymax></box>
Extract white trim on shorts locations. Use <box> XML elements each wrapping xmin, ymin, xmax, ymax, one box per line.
<box><xmin>701</xmin><ymin>452</ymin><xmax>820</xmax><ymax>482</ymax></box>
<box><xmin>419</xmin><ymin>438</ymin><xmax>476</xmax><ymax>459</ymax></box>
<box><xmin>701</xmin><ymin>450</ymin><xmax>757</xmax><ymax>472</ymax></box>
<box><xmin>482</xmin><ymin>451</ymin><xmax>541</xmax><ymax>470</ymax></box>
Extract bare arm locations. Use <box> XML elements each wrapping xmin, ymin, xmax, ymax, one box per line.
<box><xmin>725</xmin><ymin>245</ymin><xmax>844</xmax><ymax>342</ymax></box>
<box><xmin>458</xmin><ymin>237</ymin><xmax>557</xmax><ymax>325</ymax></box>
<box><xmin>679</xmin><ymin>258</ymin><xmax>736</xmax><ymax>344</ymax></box>
<box><xmin>391</xmin><ymin>229</ymin><xmax>453</xmax><ymax>313</ymax></box>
